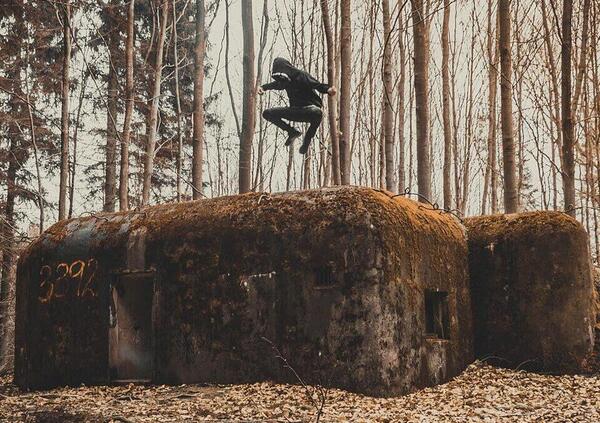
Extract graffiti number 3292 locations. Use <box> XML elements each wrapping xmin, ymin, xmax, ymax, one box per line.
<box><xmin>38</xmin><ymin>258</ymin><xmax>98</xmax><ymax>303</ymax></box>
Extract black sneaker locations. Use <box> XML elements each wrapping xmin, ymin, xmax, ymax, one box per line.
<box><xmin>299</xmin><ymin>138</ymin><xmax>311</xmax><ymax>155</ymax></box>
<box><xmin>285</xmin><ymin>129</ymin><xmax>302</xmax><ymax>146</ymax></box>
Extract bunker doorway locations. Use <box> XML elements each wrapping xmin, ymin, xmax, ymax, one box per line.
<box><xmin>109</xmin><ymin>272</ymin><xmax>155</xmax><ymax>383</ymax></box>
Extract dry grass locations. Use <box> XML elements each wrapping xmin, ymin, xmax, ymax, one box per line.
<box><xmin>1</xmin><ymin>362</ymin><xmax>599</xmax><ymax>422</ymax></box>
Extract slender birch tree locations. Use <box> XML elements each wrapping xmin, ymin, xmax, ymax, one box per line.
<box><xmin>498</xmin><ymin>0</ymin><xmax>518</xmax><ymax>213</ymax></box>
<box><xmin>382</xmin><ymin>0</ymin><xmax>395</xmax><ymax>192</ymax></box>
<box><xmin>441</xmin><ymin>0</ymin><xmax>452</xmax><ymax>209</ymax></box>
<box><xmin>193</xmin><ymin>0</ymin><xmax>206</xmax><ymax>199</ymax></box>
<box><xmin>561</xmin><ymin>0</ymin><xmax>575</xmax><ymax>216</ymax></box>
<box><xmin>320</xmin><ymin>0</ymin><xmax>341</xmax><ymax>185</ymax></box>
<box><xmin>411</xmin><ymin>0</ymin><xmax>431</xmax><ymax>201</ymax></box>
<box><xmin>120</xmin><ymin>0</ymin><xmax>135</xmax><ymax>211</ymax></box>
<box><xmin>104</xmin><ymin>2</ymin><xmax>118</xmax><ymax>212</ymax></box>
<box><xmin>339</xmin><ymin>0</ymin><xmax>352</xmax><ymax>185</ymax></box>
<box><xmin>59</xmin><ymin>0</ymin><xmax>72</xmax><ymax>220</ymax></box>
<box><xmin>397</xmin><ymin>9</ymin><xmax>406</xmax><ymax>192</ymax></box>
<box><xmin>239</xmin><ymin>0</ymin><xmax>255</xmax><ymax>193</ymax></box>
<box><xmin>142</xmin><ymin>0</ymin><xmax>169</xmax><ymax>206</ymax></box>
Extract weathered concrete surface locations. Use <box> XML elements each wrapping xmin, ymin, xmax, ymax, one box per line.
<box><xmin>465</xmin><ymin>212</ymin><xmax>595</xmax><ymax>372</ymax></box>
<box><xmin>15</xmin><ymin>186</ymin><xmax>473</xmax><ymax>396</ymax></box>
<box><xmin>591</xmin><ymin>266</ymin><xmax>600</xmax><ymax>371</ymax></box>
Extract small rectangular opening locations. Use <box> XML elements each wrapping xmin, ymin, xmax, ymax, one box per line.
<box><xmin>314</xmin><ymin>267</ymin><xmax>336</xmax><ymax>289</ymax></box>
<box><xmin>425</xmin><ymin>290</ymin><xmax>450</xmax><ymax>340</ymax></box>
<box><xmin>109</xmin><ymin>272</ymin><xmax>155</xmax><ymax>382</ymax></box>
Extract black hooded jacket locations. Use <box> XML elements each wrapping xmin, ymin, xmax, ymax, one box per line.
<box><xmin>261</xmin><ymin>58</ymin><xmax>330</xmax><ymax>108</ymax></box>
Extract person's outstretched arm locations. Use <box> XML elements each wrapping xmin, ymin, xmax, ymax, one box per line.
<box><xmin>297</xmin><ymin>71</ymin><xmax>336</xmax><ymax>95</ymax></box>
<box><xmin>259</xmin><ymin>80</ymin><xmax>285</xmax><ymax>93</ymax></box>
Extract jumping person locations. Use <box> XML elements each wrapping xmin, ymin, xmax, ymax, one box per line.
<box><xmin>258</xmin><ymin>57</ymin><xmax>336</xmax><ymax>154</ymax></box>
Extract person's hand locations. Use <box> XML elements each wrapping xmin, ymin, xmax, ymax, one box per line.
<box><xmin>328</xmin><ymin>86</ymin><xmax>337</xmax><ymax>96</ymax></box>
<box><xmin>257</xmin><ymin>86</ymin><xmax>264</xmax><ymax>96</ymax></box>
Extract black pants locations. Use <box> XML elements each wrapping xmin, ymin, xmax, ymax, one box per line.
<box><xmin>262</xmin><ymin>105</ymin><xmax>323</xmax><ymax>146</ymax></box>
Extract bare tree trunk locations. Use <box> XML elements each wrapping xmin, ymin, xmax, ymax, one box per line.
<box><xmin>0</xmin><ymin>136</ymin><xmax>17</xmax><ymax>371</ymax></box>
<box><xmin>0</xmin><ymin>14</ymin><xmax>25</xmax><ymax>367</ymax></box>
<box><xmin>498</xmin><ymin>0</ymin><xmax>517</xmax><ymax>213</ymax></box>
<box><xmin>572</xmin><ymin>0</ymin><xmax>591</xmax><ymax>117</ymax></box>
<box><xmin>25</xmin><ymin>81</ymin><xmax>45</xmax><ymax>233</ymax></box>
<box><xmin>239</xmin><ymin>0</ymin><xmax>255</xmax><ymax>193</ymax></box>
<box><xmin>490</xmin><ymin>8</ymin><xmax>499</xmax><ymax>214</ymax></box>
<box><xmin>561</xmin><ymin>0</ymin><xmax>575</xmax><ymax>215</ymax></box>
<box><xmin>192</xmin><ymin>0</ymin><xmax>206</xmax><ymax>199</ymax></box>
<box><xmin>583</xmin><ymin>83</ymin><xmax>592</xmax><ymax>244</ymax></box>
<box><xmin>541</xmin><ymin>0</ymin><xmax>563</xmax><ymax>210</ymax></box>
<box><xmin>254</xmin><ymin>0</ymin><xmax>270</xmax><ymax>93</ymax></box>
<box><xmin>286</xmin><ymin>148</ymin><xmax>293</xmax><ymax>191</ymax></box>
<box><xmin>59</xmin><ymin>0</ymin><xmax>72</xmax><ymax>220</ymax></box>
<box><xmin>441</xmin><ymin>0</ymin><xmax>452</xmax><ymax>209</ymax></box>
<box><xmin>411</xmin><ymin>0</ymin><xmax>431</xmax><ymax>202</ymax></box>
<box><xmin>514</xmin><ymin>0</ymin><xmax>523</xmax><ymax>209</ymax></box>
<box><xmin>120</xmin><ymin>0</ymin><xmax>135</xmax><ymax>211</ymax></box>
<box><xmin>541</xmin><ymin>0</ymin><xmax>561</xmax><ymax>210</ymax></box>
<box><xmin>173</xmin><ymin>0</ymin><xmax>183</xmax><ymax>201</ymax></box>
<box><xmin>253</xmin><ymin>0</ymin><xmax>269</xmax><ymax>191</ymax></box>
<box><xmin>142</xmin><ymin>0</ymin><xmax>168</xmax><ymax>206</ymax></box>
<box><xmin>304</xmin><ymin>154</ymin><xmax>311</xmax><ymax>189</ymax></box>
<box><xmin>592</xmin><ymin>0</ymin><xmax>600</xmax><ymax>259</ymax></box>
<box><xmin>320</xmin><ymin>0</ymin><xmax>341</xmax><ymax>185</ymax></box>
<box><xmin>482</xmin><ymin>0</ymin><xmax>499</xmax><ymax>214</ymax></box>
<box><xmin>224</xmin><ymin>0</ymin><xmax>241</xmax><ymax>138</ymax></box>
<box><xmin>462</xmin><ymin>14</ymin><xmax>475</xmax><ymax>216</ymax></box>
<box><xmin>450</xmin><ymin>8</ymin><xmax>460</xmax><ymax>210</ymax></box>
<box><xmin>381</xmin><ymin>0</ymin><xmax>395</xmax><ymax>192</ymax></box>
<box><xmin>105</xmin><ymin>8</ymin><xmax>118</xmax><ymax>213</ymax></box>
<box><xmin>24</xmin><ymin>46</ymin><xmax>44</xmax><ymax>230</ymax></box>
<box><xmin>408</xmin><ymin>58</ymin><xmax>414</xmax><ymax>191</ymax></box>
<box><xmin>339</xmin><ymin>0</ymin><xmax>352</xmax><ymax>184</ymax></box>
<box><xmin>379</xmin><ymin>98</ymin><xmax>386</xmax><ymax>189</ymax></box>
<box><xmin>254</xmin><ymin>110</ymin><xmax>265</xmax><ymax>190</ymax></box>
<box><xmin>27</xmin><ymin>98</ymin><xmax>44</xmax><ymax>231</ymax></box>
<box><xmin>70</xmin><ymin>70</ymin><xmax>87</xmax><ymax>219</ymax></box>
<box><xmin>397</xmin><ymin>11</ymin><xmax>406</xmax><ymax>192</ymax></box>
<box><xmin>368</xmin><ymin>4</ymin><xmax>376</xmax><ymax>187</ymax></box>
<box><xmin>301</xmin><ymin>3</ymin><xmax>313</xmax><ymax>191</ymax></box>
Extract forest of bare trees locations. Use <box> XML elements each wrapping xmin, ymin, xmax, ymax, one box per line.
<box><xmin>1</xmin><ymin>0</ymin><xmax>599</xmax><ymax>368</ymax></box>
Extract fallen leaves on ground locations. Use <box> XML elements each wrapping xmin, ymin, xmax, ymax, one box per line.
<box><xmin>1</xmin><ymin>362</ymin><xmax>599</xmax><ymax>422</ymax></box>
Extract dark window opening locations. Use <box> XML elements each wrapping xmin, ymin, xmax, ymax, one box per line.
<box><xmin>425</xmin><ymin>290</ymin><xmax>450</xmax><ymax>340</ymax></box>
<box><xmin>314</xmin><ymin>267</ymin><xmax>336</xmax><ymax>289</ymax></box>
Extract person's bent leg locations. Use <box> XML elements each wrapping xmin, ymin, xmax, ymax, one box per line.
<box><xmin>262</xmin><ymin>107</ymin><xmax>302</xmax><ymax>145</ymax></box>
<box><xmin>299</xmin><ymin>107</ymin><xmax>323</xmax><ymax>154</ymax></box>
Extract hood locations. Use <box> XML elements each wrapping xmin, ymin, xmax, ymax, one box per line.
<box><xmin>271</xmin><ymin>57</ymin><xmax>296</xmax><ymax>82</ymax></box>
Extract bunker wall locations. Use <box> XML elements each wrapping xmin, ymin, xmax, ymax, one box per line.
<box><xmin>465</xmin><ymin>212</ymin><xmax>595</xmax><ymax>372</ymax></box>
<box><xmin>15</xmin><ymin>187</ymin><xmax>473</xmax><ymax>396</ymax></box>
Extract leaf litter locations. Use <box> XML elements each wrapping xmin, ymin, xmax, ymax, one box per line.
<box><xmin>1</xmin><ymin>362</ymin><xmax>599</xmax><ymax>422</ymax></box>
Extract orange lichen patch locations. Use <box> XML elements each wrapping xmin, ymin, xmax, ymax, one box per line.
<box><xmin>20</xmin><ymin>188</ymin><xmax>465</xmax><ymax>262</ymax></box>
<box><xmin>361</xmin><ymin>188</ymin><xmax>456</xmax><ymax>240</ymax></box>
<box><xmin>17</xmin><ymin>187</ymin><xmax>464</xmax><ymax>265</ymax></box>
<box><xmin>100</xmin><ymin>187</ymin><xmax>468</xmax><ymax>252</ymax></box>
<box><xmin>371</xmin><ymin>189</ymin><xmax>464</xmax><ymax>240</ymax></box>
<box><xmin>465</xmin><ymin>211</ymin><xmax>584</xmax><ymax>244</ymax></box>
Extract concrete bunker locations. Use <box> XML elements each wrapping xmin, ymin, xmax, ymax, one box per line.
<box><xmin>465</xmin><ymin>212</ymin><xmax>596</xmax><ymax>372</ymax></box>
<box><xmin>15</xmin><ymin>187</ymin><xmax>473</xmax><ymax>396</ymax></box>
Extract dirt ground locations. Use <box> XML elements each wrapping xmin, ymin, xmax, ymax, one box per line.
<box><xmin>0</xmin><ymin>362</ymin><xmax>599</xmax><ymax>422</ymax></box>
